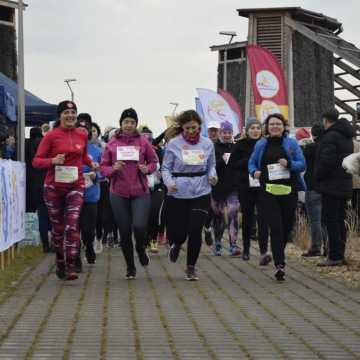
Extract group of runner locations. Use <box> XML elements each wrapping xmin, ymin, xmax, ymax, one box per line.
<box><xmin>32</xmin><ymin>100</ymin><xmax>309</xmax><ymax>282</ymax></box>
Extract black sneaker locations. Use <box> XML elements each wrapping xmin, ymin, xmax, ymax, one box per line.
<box><xmin>56</xmin><ymin>264</ymin><xmax>66</xmax><ymax>280</ymax></box>
<box><xmin>302</xmin><ymin>249</ymin><xmax>321</xmax><ymax>257</ymax></box>
<box><xmin>138</xmin><ymin>250</ymin><xmax>150</xmax><ymax>267</ymax></box>
<box><xmin>85</xmin><ymin>247</ymin><xmax>96</xmax><ymax>264</ymax></box>
<box><xmin>274</xmin><ymin>266</ymin><xmax>285</xmax><ymax>281</ymax></box>
<box><xmin>242</xmin><ymin>252</ymin><xmax>250</xmax><ymax>261</ymax></box>
<box><xmin>75</xmin><ymin>256</ymin><xmax>83</xmax><ymax>273</ymax></box>
<box><xmin>126</xmin><ymin>268</ymin><xmax>137</xmax><ymax>280</ymax></box>
<box><xmin>259</xmin><ymin>254</ymin><xmax>272</xmax><ymax>266</ymax></box>
<box><xmin>204</xmin><ymin>229</ymin><xmax>213</xmax><ymax>246</ymax></box>
<box><xmin>168</xmin><ymin>244</ymin><xmax>181</xmax><ymax>263</ymax></box>
<box><xmin>185</xmin><ymin>266</ymin><xmax>199</xmax><ymax>281</ymax></box>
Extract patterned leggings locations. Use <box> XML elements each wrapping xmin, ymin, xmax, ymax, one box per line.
<box><xmin>211</xmin><ymin>192</ymin><xmax>240</xmax><ymax>246</ymax></box>
<box><xmin>44</xmin><ymin>185</ymin><xmax>84</xmax><ymax>272</ymax></box>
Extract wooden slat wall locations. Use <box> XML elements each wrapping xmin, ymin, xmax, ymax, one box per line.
<box><xmin>256</xmin><ymin>16</ymin><xmax>283</xmax><ymax>64</ymax></box>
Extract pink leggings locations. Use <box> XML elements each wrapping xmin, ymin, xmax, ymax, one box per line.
<box><xmin>44</xmin><ymin>185</ymin><xmax>84</xmax><ymax>272</ymax></box>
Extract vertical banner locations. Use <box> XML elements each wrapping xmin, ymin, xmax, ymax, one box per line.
<box><xmin>247</xmin><ymin>45</ymin><xmax>289</xmax><ymax>122</ymax></box>
<box><xmin>218</xmin><ymin>89</ymin><xmax>243</xmax><ymax>132</ymax></box>
<box><xmin>195</xmin><ymin>97</ymin><xmax>208</xmax><ymax>137</ymax></box>
<box><xmin>196</xmin><ymin>88</ymin><xmax>240</xmax><ymax>135</ymax></box>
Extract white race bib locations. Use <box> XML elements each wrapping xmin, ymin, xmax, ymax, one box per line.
<box><xmin>182</xmin><ymin>149</ymin><xmax>205</xmax><ymax>165</ymax></box>
<box><xmin>223</xmin><ymin>153</ymin><xmax>231</xmax><ymax>165</ymax></box>
<box><xmin>83</xmin><ymin>173</ymin><xmax>94</xmax><ymax>189</ymax></box>
<box><xmin>267</xmin><ymin>163</ymin><xmax>290</xmax><ymax>181</ymax></box>
<box><xmin>117</xmin><ymin>146</ymin><xmax>139</xmax><ymax>161</ymax></box>
<box><xmin>55</xmin><ymin>166</ymin><xmax>78</xmax><ymax>183</ymax></box>
<box><xmin>249</xmin><ymin>175</ymin><xmax>260</xmax><ymax>188</ymax></box>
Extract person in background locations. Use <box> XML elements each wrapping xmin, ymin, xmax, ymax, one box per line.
<box><xmin>33</xmin><ymin>101</ymin><xmax>98</xmax><ymax>281</ymax></box>
<box><xmin>315</xmin><ymin>109</ymin><xmax>355</xmax><ymax>267</ymax></box>
<box><xmin>211</xmin><ymin>121</ymin><xmax>241</xmax><ymax>256</ymax></box>
<box><xmin>229</xmin><ymin>117</ymin><xmax>270</xmax><ymax>263</ymax></box>
<box><xmin>75</xmin><ymin>115</ymin><xmax>103</xmax><ymax>271</ymax></box>
<box><xmin>249</xmin><ymin>113</ymin><xmax>306</xmax><ymax>281</ymax></box>
<box><xmin>4</xmin><ymin>135</ymin><xmax>16</xmax><ymax>160</ymax></box>
<box><xmin>162</xmin><ymin>110</ymin><xmax>217</xmax><ymax>281</ymax></box>
<box><xmin>301</xmin><ymin>124</ymin><xmax>328</xmax><ymax>257</ymax></box>
<box><xmin>100</xmin><ymin>108</ymin><xmax>158</xmax><ymax>280</ymax></box>
<box><xmin>203</xmin><ymin>121</ymin><xmax>220</xmax><ymax>246</ymax></box>
<box><xmin>25</xmin><ymin>127</ymin><xmax>51</xmax><ymax>253</ymax></box>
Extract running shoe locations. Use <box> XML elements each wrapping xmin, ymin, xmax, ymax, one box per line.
<box><xmin>204</xmin><ymin>228</ymin><xmax>213</xmax><ymax>246</ymax></box>
<box><xmin>185</xmin><ymin>266</ymin><xmax>199</xmax><ymax>281</ymax></box>
<box><xmin>242</xmin><ymin>252</ymin><xmax>250</xmax><ymax>261</ymax></box>
<box><xmin>230</xmin><ymin>244</ymin><xmax>241</xmax><ymax>257</ymax></box>
<box><xmin>274</xmin><ymin>265</ymin><xmax>285</xmax><ymax>281</ymax></box>
<box><xmin>168</xmin><ymin>244</ymin><xmax>181</xmax><ymax>263</ymax></box>
<box><xmin>213</xmin><ymin>242</ymin><xmax>222</xmax><ymax>256</ymax></box>
<box><xmin>56</xmin><ymin>264</ymin><xmax>66</xmax><ymax>280</ymax></box>
<box><xmin>75</xmin><ymin>256</ymin><xmax>83</xmax><ymax>273</ymax></box>
<box><xmin>138</xmin><ymin>249</ymin><xmax>150</xmax><ymax>267</ymax></box>
<box><xmin>149</xmin><ymin>240</ymin><xmax>159</xmax><ymax>254</ymax></box>
<box><xmin>66</xmin><ymin>272</ymin><xmax>79</xmax><ymax>281</ymax></box>
<box><xmin>259</xmin><ymin>254</ymin><xmax>272</xmax><ymax>266</ymax></box>
<box><xmin>126</xmin><ymin>268</ymin><xmax>137</xmax><ymax>280</ymax></box>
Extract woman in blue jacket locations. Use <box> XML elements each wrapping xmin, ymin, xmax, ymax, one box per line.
<box><xmin>249</xmin><ymin>113</ymin><xmax>306</xmax><ymax>281</ymax></box>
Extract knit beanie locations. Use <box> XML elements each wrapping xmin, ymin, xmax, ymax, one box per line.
<box><xmin>120</xmin><ymin>108</ymin><xmax>138</xmax><ymax>126</ymax></box>
<box><xmin>245</xmin><ymin>117</ymin><xmax>261</xmax><ymax>134</ymax></box>
<box><xmin>57</xmin><ymin>100</ymin><xmax>77</xmax><ymax>116</ymax></box>
<box><xmin>220</xmin><ymin>121</ymin><xmax>233</xmax><ymax>132</ymax></box>
<box><xmin>77</xmin><ymin>113</ymin><xmax>92</xmax><ymax>126</ymax></box>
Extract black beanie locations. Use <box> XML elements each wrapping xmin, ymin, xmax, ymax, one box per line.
<box><xmin>57</xmin><ymin>100</ymin><xmax>77</xmax><ymax>116</ymax></box>
<box><xmin>77</xmin><ymin>113</ymin><xmax>92</xmax><ymax>125</ymax></box>
<box><xmin>120</xmin><ymin>108</ymin><xmax>138</xmax><ymax>126</ymax></box>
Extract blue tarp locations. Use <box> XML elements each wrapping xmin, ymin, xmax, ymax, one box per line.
<box><xmin>0</xmin><ymin>72</ymin><xmax>57</xmax><ymax>125</ymax></box>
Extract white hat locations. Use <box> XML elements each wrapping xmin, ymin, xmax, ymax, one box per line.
<box><xmin>208</xmin><ymin>121</ymin><xmax>220</xmax><ymax>129</ymax></box>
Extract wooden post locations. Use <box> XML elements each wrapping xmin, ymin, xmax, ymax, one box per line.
<box><xmin>0</xmin><ymin>251</ymin><xmax>4</xmax><ymax>271</ymax></box>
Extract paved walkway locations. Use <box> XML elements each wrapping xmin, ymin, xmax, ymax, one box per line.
<box><xmin>0</xmin><ymin>246</ymin><xmax>359</xmax><ymax>360</ymax></box>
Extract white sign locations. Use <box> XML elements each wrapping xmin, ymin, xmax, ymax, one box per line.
<box><xmin>249</xmin><ymin>175</ymin><xmax>260</xmax><ymax>188</ymax></box>
<box><xmin>117</xmin><ymin>146</ymin><xmax>139</xmax><ymax>161</ymax></box>
<box><xmin>256</xmin><ymin>70</ymin><xmax>280</xmax><ymax>99</ymax></box>
<box><xmin>55</xmin><ymin>166</ymin><xmax>78</xmax><ymax>183</ymax></box>
<box><xmin>267</xmin><ymin>163</ymin><xmax>290</xmax><ymax>181</ymax></box>
<box><xmin>182</xmin><ymin>149</ymin><xmax>206</xmax><ymax>165</ymax></box>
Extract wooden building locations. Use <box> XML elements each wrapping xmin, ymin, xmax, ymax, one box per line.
<box><xmin>211</xmin><ymin>7</ymin><xmax>360</xmax><ymax>134</ymax></box>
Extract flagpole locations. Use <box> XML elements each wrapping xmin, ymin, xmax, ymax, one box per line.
<box><xmin>17</xmin><ymin>0</ymin><xmax>25</xmax><ymax>162</ymax></box>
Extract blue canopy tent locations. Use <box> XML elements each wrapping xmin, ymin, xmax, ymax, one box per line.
<box><xmin>0</xmin><ymin>72</ymin><xmax>57</xmax><ymax>126</ymax></box>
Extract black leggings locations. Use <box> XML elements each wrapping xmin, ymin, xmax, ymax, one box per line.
<box><xmin>79</xmin><ymin>202</ymin><xmax>97</xmax><ymax>260</ymax></box>
<box><xmin>239</xmin><ymin>187</ymin><xmax>268</xmax><ymax>255</ymax></box>
<box><xmin>147</xmin><ymin>189</ymin><xmax>165</xmax><ymax>245</ymax></box>
<box><xmin>166</xmin><ymin>195</ymin><xmax>210</xmax><ymax>266</ymax></box>
<box><xmin>259</xmin><ymin>190</ymin><xmax>297</xmax><ymax>266</ymax></box>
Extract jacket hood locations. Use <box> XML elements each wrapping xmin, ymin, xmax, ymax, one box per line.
<box><xmin>327</xmin><ymin>118</ymin><xmax>355</xmax><ymax>139</ymax></box>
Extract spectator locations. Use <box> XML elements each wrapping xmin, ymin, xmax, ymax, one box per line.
<box><xmin>315</xmin><ymin>109</ymin><xmax>355</xmax><ymax>267</ymax></box>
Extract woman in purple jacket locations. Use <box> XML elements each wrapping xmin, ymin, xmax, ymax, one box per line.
<box><xmin>162</xmin><ymin>110</ymin><xmax>217</xmax><ymax>281</ymax></box>
<box><xmin>100</xmin><ymin>108</ymin><xmax>158</xmax><ymax>279</ymax></box>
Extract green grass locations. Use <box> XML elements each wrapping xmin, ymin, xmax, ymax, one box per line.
<box><xmin>0</xmin><ymin>246</ymin><xmax>45</xmax><ymax>304</ymax></box>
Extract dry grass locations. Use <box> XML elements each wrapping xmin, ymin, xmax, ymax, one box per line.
<box><xmin>288</xmin><ymin>207</ymin><xmax>360</xmax><ymax>289</ymax></box>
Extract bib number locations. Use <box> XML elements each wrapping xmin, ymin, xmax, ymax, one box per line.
<box><xmin>117</xmin><ymin>146</ymin><xmax>140</xmax><ymax>161</ymax></box>
<box><xmin>249</xmin><ymin>175</ymin><xmax>260</xmax><ymax>188</ymax></box>
<box><xmin>182</xmin><ymin>149</ymin><xmax>205</xmax><ymax>165</ymax></box>
<box><xmin>267</xmin><ymin>163</ymin><xmax>290</xmax><ymax>181</ymax></box>
<box><xmin>55</xmin><ymin>166</ymin><xmax>78</xmax><ymax>183</ymax></box>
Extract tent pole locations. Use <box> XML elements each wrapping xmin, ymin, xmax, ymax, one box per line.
<box><xmin>17</xmin><ymin>0</ymin><xmax>25</xmax><ymax>162</ymax></box>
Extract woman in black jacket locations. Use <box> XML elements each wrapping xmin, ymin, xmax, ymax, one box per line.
<box><xmin>211</xmin><ymin>121</ymin><xmax>240</xmax><ymax>256</ymax></box>
<box><xmin>229</xmin><ymin>118</ymin><xmax>270</xmax><ymax>264</ymax></box>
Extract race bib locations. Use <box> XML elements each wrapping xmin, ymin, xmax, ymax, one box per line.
<box><xmin>267</xmin><ymin>163</ymin><xmax>290</xmax><ymax>181</ymax></box>
<box><xmin>249</xmin><ymin>175</ymin><xmax>260</xmax><ymax>188</ymax></box>
<box><xmin>84</xmin><ymin>173</ymin><xmax>94</xmax><ymax>189</ymax></box>
<box><xmin>182</xmin><ymin>149</ymin><xmax>205</xmax><ymax>165</ymax></box>
<box><xmin>55</xmin><ymin>166</ymin><xmax>78</xmax><ymax>183</ymax></box>
<box><xmin>223</xmin><ymin>153</ymin><xmax>231</xmax><ymax>165</ymax></box>
<box><xmin>117</xmin><ymin>146</ymin><xmax>139</xmax><ymax>161</ymax></box>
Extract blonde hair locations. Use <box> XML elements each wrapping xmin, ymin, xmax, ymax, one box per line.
<box><xmin>165</xmin><ymin>110</ymin><xmax>202</xmax><ymax>141</ymax></box>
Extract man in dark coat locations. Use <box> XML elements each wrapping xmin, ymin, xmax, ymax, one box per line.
<box><xmin>314</xmin><ymin>109</ymin><xmax>355</xmax><ymax>266</ymax></box>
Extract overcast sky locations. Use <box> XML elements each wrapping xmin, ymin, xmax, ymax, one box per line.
<box><xmin>23</xmin><ymin>0</ymin><xmax>359</xmax><ymax>135</ymax></box>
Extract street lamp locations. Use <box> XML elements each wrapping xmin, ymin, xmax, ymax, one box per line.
<box><xmin>64</xmin><ymin>79</ymin><xmax>77</xmax><ymax>102</ymax></box>
<box><xmin>169</xmin><ymin>102</ymin><xmax>179</xmax><ymax>116</ymax></box>
<box><xmin>219</xmin><ymin>31</ymin><xmax>237</xmax><ymax>91</ymax></box>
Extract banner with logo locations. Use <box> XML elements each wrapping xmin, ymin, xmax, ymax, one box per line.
<box><xmin>0</xmin><ymin>160</ymin><xmax>26</xmax><ymax>252</ymax></box>
<box><xmin>218</xmin><ymin>89</ymin><xmax>243</xmax><ymax>132</ymax></box>
<box><xmin>247</xmin><ymin>45</ymin><xmax>288</xmax><ymax>122</ymax></box>
<box><xmin>196</xmin><ymin>88</ymin><xmax>240</xmax><ymax>135</ymax></box>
